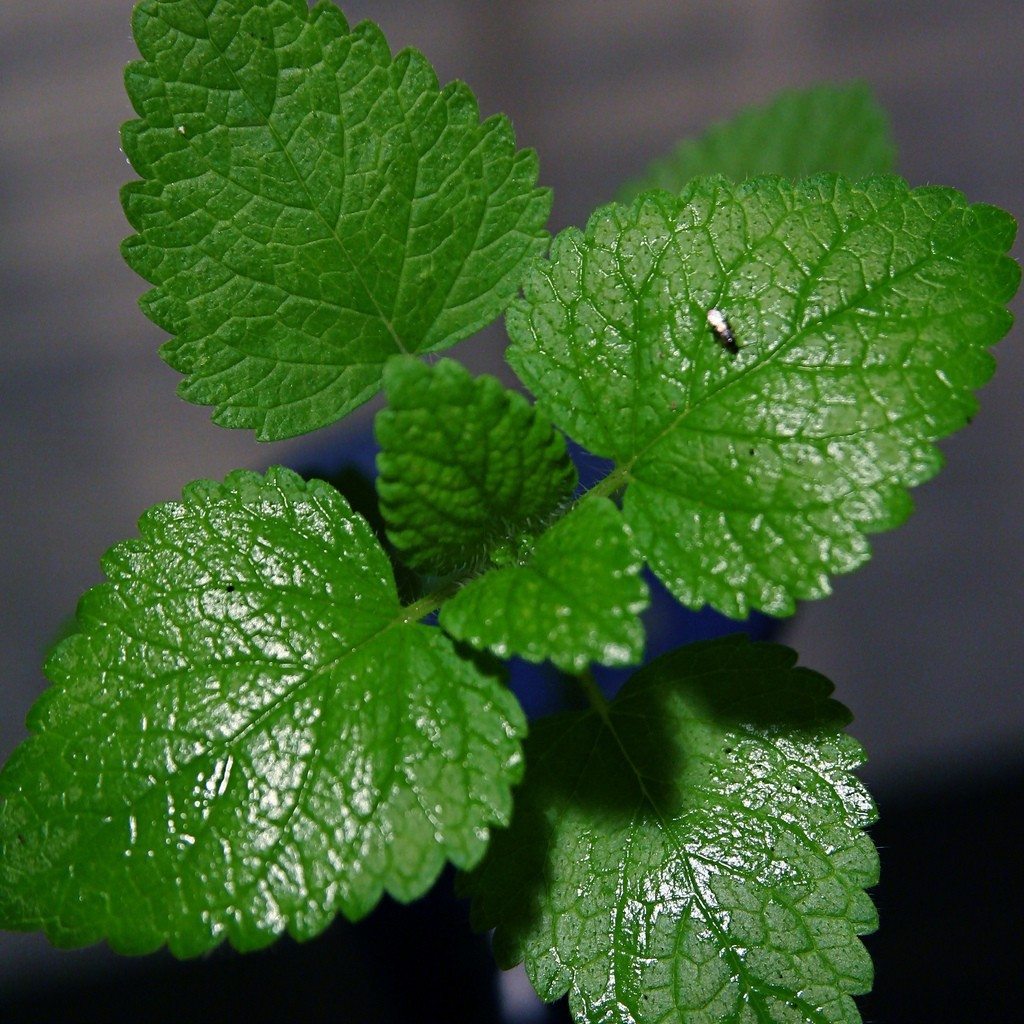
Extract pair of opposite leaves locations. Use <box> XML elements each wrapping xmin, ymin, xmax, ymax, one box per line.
<box><xmin>0</xmin><ymin>462</ymin><xmax>879</xmax><ymax>1023</ymax></box>
<box><xmin>1</xmin><ymin>3</ymin><xmax>1019</xmax><ymax>1024</ymax></box>
<box><xmin>119</xmin><ymin>0</ymin><xmax>1015</xmax><ymax>618</ymax></box>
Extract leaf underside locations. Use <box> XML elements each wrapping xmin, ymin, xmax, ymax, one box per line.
<box><xmin>621</xmin><ymin>82</ymin><xmax>895</xmax><ymax>200</ymax></box>
<box><xmin>463</xmin><ymin>636</ymin><xmax>879</xmax><ymax>1024</ymax></box>
<box><xmin>376</xmin><ymin>357</ymin><xmax>577</xmax><ymax>574</ymax></box>
<box><xmin>508</xmin><ymin>174</ymin><xmax>1019</xmax><ymax>617</ymax></box>
<box><xmin>440</xmin><ymin>497</ymin><xmax>650</xmax><ymax>672</ymax></box>
<box><xmin>0</xmin><ymin>468</ymin><xmax>525</xmax><ymax>956</ymax></box>
<box><xmin>121</xmin><ymin>0</ymin><xmax>550</xmax><ymax>439</ymax></box>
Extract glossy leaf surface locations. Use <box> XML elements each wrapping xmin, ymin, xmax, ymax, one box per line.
<box><xmin>508</xmin><ymin>175</ymin><xmax>1019</xmax><ymax>616</ymax></box>
<box><xmin>440</xmin><ymin>498</ymin><xmax>648</xmax><ymax>671</ymax></box>
<box><xmin>376</xmin><ymin>357</ymin><xmax>576</xmax><ymax>573</ymax></box>
<box><xmin>621</xmin><ymin>82</ymin><xmax>894</xmax><ymax>200</ymax></box>
<box><xmin>0</xmin><ymin>469</ymin><xmax>525</xmax><ymax>955</ymax></box>
<box><xmin>121</xmin><ymin>0</ymin><xmax>550</xmax><ymax>438</ymax></box>
<box><xmin>464</xmin><ymin>637</ymin><xmax>878</xmax><ymax>1024</ymax></box>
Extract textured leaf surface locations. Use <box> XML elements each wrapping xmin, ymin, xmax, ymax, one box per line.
<box><xmin>508</xmin><ymin>175</ymin><xmax>1019</xmax><ymax>616</ymax></box>
<box><xmin>440</xmin><ymin>498</ymin><xmax>648</xmax><ymax>672</ymax></box>
<box><xmin>376</xmin><ymin>357</ymin><xmax>576</xmax><ymax>573</ymax></box>
<box><xmin>121</xmin><ymin>0</ymin><xmax>550</xmax><ymax>439</ymax></box>
<box><xmin>464</xmin><ymin>637</ymin><xmax>878</xmax><ymax>1024</ymax></box>
<box><xmin>622</xmin><ymin>83</ymin><xmax>894</xmax><ymax>200</ymax></box>
<box><xmin>0</xmin><ymin>468</ymin><xmax>525</xmax><ymax>955</ymax></box>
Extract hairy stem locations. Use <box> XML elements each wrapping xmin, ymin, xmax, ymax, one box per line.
<box><xmin>579</xmin><ymin>463</ymin><xmax>631</xmax><ymax>504</ymax></box>
<box><xmin>400</xmin><ymin>579</ymin><xmax>463</xmax><ymax>622</ymax></box>
<box><xmin>399</xmin><ymin>459</ymin><xmax>632</xmax><ymax>621</ymax></box>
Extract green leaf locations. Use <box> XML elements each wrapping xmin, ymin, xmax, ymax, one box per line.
<box><xmin>463</xmin><ymin>637</ymin><xmax>878</xmax><ymax>1024</ymax></box>
<box><xmin>376</xmin><ymin>357</ymin><xmax>577</xmax><ymax>574</ymax></box>
<box><xmin>0</xmin><ymin>468</ymin><xmax>525</xmax><ymax>956</ymax></box>
<box><xmin>621</xmin><ymin>82</ymin><xmax>895</xmax><ymax>200</ymax></box>
<box><xmin>440</xmin><ymin>498</ymin><xmax>648</xmax><ymax>671</ymax></box>
<box><xmin>121</xmin><ymin>0</ymin><xmax>550</xmax><ymax>440</ymax></box>
<box><xmin>507</xmin><ymin>175</ymin><xmax>1019</xmax><ymax>616</ymax></box>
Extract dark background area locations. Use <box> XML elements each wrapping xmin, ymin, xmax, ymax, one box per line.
<box><xmin>1</xmin><ymin>2</ymin><xmax>1021</xmax><ymax>1020</ymax></box>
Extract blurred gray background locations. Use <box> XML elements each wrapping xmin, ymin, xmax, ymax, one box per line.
<box><xmin>2</xmin><ymin>0</ymin><xmax>1022</xmax><ymax>1007</ymax></box>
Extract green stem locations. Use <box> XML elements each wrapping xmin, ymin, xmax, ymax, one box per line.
<box><xmin>399</xmin><ymin>460</ymin><xmax>631</xmax><ymax>621</ymax></box>
<box><xmin>400</xmin><ymin>579</ymin><xmax>462</xmax><ymax>623</ymax></box>
<box><xmin>579</xmin><ymin>463</ymin><xmax>631</xmax><ymax>504</ymax></box>
<box><xmin>575</xmin><ymin>667</ymin><xmax>611</xmax><ymax>719</ymax></box>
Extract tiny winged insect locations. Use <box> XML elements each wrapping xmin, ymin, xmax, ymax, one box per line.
<box><xmin>707</xmin><ymin>308</ymin><xmax>739</xmax><ymax>355</ymax></box>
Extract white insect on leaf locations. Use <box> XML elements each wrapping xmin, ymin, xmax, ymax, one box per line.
<box><xmin>707</xmin><ymin>307</ymin><xmax>739</xmax><ymax>355</ymax></box>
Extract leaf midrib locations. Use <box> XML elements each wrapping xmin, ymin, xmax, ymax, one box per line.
<box><xmin>37</xmin><ymin>587</ymin><xmax>423</xmax><ymax>894</ymax></box>
<box><xmin>588</xmin><ymin>689</ymin><xmax>838</xmax><ymax>1024</ymax></box>
<box><xmin>593</xmin><ymin>192</ymin><xmax>976</xmax><ymax>496</ymax></box>
<box><xmin>183</xmin><ymin>0</ymin><xmax>407</xmax><ymax>353</ymax></box>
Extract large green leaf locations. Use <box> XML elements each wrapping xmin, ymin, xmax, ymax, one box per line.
<box><xmin>376</xmin><ymin>357</ymin><xmax>576</xmax><ymax>574</ymax></box>
<box><xmin>121</xmin><ymin>0</ymin><xmax>550</xmax><ymax>439</ymax></box>
<box><xmin>463</xmin><ymin>637</ymin><xmax>878</xmax><ymax>1024</ymax></box>
<box><xmin>0</xmin><ymin>468</ymin><xmax>525</xmax><ymax>955</ymax></box>
<box><xmin>621</xmin><ymin>82</ymin><xmax>894</xmax><ymax>200</ymax></box>
<box><xmin>507</xmin><ymin>175</ymin><xmax>1019</xmax><ymax>616</ymax></box>
<box><xmin>440</xmin><ymin>498</ymin><xmax>649</xmax><ymax>671</ymax></box>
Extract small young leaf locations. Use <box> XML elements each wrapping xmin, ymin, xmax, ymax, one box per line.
<box><xmin>463</xmin><ymin>637</ymin><xmax>878</xmax><ymax>1024</ymax></box>
<box><xmin>621</xmin><ymin>82</ymin><xmax>895</xmax><ymax>200</ymax></box>
<box><xmin>121</xmin><ymin>0</ymin><xmax>550</xmax><ymax>439</ymax></box>
<box><xmin>376</xmin><ymin>357</ymin><xmax>577</xmax><ymax>574</ymax></box>
<box><xmin>508</xmin><ymin>176</ymin><xmax>1019</xmax><ymax>616</ymax></box>
<box><xmin>440</xmin><ymin>498</ymin><xmax>648</xmax><ymax>671</ymax></box>
<box><xmin>0</xmin><ymin>468</ymin><xmax>525</xmax><ymax>956</ymax></box>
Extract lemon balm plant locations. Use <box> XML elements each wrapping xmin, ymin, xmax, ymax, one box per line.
<box><xmin>0</xmin><ymin>3</ymin><xmax>1018</xmax><ymax>1022</ymax></box>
